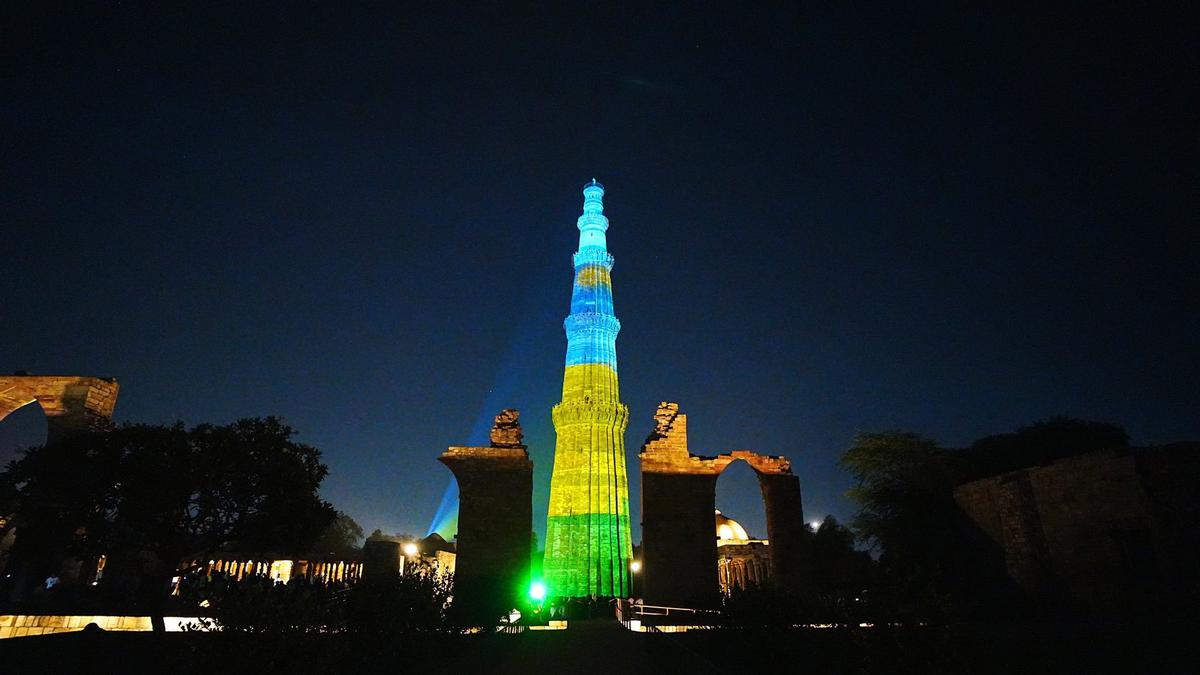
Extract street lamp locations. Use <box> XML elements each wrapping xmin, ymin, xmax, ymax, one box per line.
<box><xmin>403</xmin><ymin>542</ymin><xmax>419</xmax><ymax>557</ymax></box>
<box><xmin>630</xmin><ymin>560</ymin><xmax>641</xmax><ymax>573</ymax></box>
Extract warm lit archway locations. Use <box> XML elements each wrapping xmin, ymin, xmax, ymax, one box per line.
<box><xmin>715</xmin><ymin>460</ymin><xmax>771</xmax><ymax>595</ymax></box>
<box><xmin>0</xmin><ymin>375</ymin><xmax>120</xmax><ymax>443</ymax></box>
<box><xmin>638</xmin><ymin>402</ymin><xmax>806</xmax><ymax>608</ymax></box>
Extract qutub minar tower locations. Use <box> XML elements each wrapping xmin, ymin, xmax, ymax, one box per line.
<box><xmin>543</xmin><ymin>179</ymin><xmax>634</xmax><ymax>598</ymax></box>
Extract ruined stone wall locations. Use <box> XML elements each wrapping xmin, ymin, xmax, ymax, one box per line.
<box><xmin>953</xmin><ymin>477</ymin><xmax>1003</xmax><ymax>543</ymax></box>
<box><xmin>0</xmin><ymin>375</ymin><xmax>119</xmax><ymax>441</ymax></box>
<box><xmin>641</xmin><ymin>471</ymin><xmax>720</xmax><ymax>608</ymax></box>
<box><xmin>955</xmin><ymin>449</ymin><xmax>1165</xmax><ymax>611</ymax></box>
<box><xmin>438</xmin><ymin>409</ymin><xmax>533</xmax><ymax>624</ymax></box>
<box><xmin>639</xmin><ymin>402</ymin><xmax>804</xmax><ymax>607</ymax></box>
<box><xmin>1031</xmin><ymin>452</ymin><xmax>1158</xmax><ymax>609</ymax></box>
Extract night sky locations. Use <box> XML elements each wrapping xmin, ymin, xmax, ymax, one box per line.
<box><xmin>2</xmin><ymin>4</ymin><xmax>1196</xmax><ymax>543</ymax></box>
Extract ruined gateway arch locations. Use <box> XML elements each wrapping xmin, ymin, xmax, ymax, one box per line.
<box><xmin>639</xmin><ymin>402</ymin><xmax>806</xmax><ymax>608</ymax></box>
<box><xmin>0</xmin><ymin>374</ymin><xmax>120</xmax><ymax>443</ymax></box>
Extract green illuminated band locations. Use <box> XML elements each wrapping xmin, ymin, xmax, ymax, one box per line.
<box><xmin>544</xmin><ymin>513</ymin><xmax>632</xmax><ymax>597</ymax></box>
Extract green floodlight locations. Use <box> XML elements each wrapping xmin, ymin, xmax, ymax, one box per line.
<box><xmin>529</xmin><ymin>581</ymin><xmax>547</xmax><ymax>602</ymax></box>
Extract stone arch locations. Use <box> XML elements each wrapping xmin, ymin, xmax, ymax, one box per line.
<box><xmin>0</xmin><ymin>374</ymin><xmax>120</xmax><ymax>443</ymax></box>
<box><xmin>0</xmin><ymin>375</ymin><xmax>119</xmax><ymax>594</ymax></box>
<box><xmin>0</xmin><ymin>402</ymin><xmax>49</xmax><ymax>454</ymax></box>
<box><xmin>638</xmin><ymin>402</ymin><xmax>805</xmax><ymax>608</ymax></box>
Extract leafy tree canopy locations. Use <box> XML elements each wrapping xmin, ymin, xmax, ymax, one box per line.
<box><xmin>961</xmin><ymin>417</ymin><xmax>1130</xmax><ymax>480</ymax></box>
<box><xmin>839</xmin><ymin>431</ymin><xmax>1009</xmax><ymax>618</ymax></box>
<box><xmin>840</xmin><ymin>432</ymin><xmax>961</xmax><ymax>557</ymax></box>
<box><xmin>311</xmin><ymin>511</ymin><xmax>365</xmax><ymax>556</ymax></box>
<box><xmin>2</xmin><ymin>417</ymin><xmax>337</xmax><ymax>588</ymax></box>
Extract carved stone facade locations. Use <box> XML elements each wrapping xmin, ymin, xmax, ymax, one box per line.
<box><xmin>639</xmin><ymin>402</ymin><xmax>805</xmax><ymax>608</ymax></box>
<box><xmin>0</xmin><ymin>374</ymin><xmax>120</xmax><ymax>442</ymax></box>
<box><xmin>717</xmin><ymin>541</ymin><xmax>771</xmax><ymax>595</ymax></box>
<box><xmin>715</xmin><ymin>511</ymin><xmax>771</xmax><ymax>595</ymax></box>
<box><xmin>438</xmin><ymin>409</ymin><xmax>533</xmax><ymax>623</ymax></box>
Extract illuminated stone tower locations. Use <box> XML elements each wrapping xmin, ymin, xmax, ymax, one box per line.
<box><xmin>543</xmin><ymin>179</ymin><xmax>633</xmax><ymax>598</ymax></box>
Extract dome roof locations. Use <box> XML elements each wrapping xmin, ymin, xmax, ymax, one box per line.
<box><xmin>715</xmin><ymin>509</ymin><xmax>750</xmax><ymax>542</ymax></box>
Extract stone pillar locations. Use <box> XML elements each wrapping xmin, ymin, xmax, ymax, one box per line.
<box><xmin>362</xmin><ymin>536</ymin><xmax>403</xmax><ymax>582</ymax></box>
<box><xmin>641</xmin><ymin>471</ymin><xmax>720</xmax><ymax>608</ymax></box>
<box><xmin>639</xmin><ymin>403</ymin><xmax>722</xmax><ymax>609</ymax></box>
<box><xmin>758</xmin><ymin>471</ymin><xmax>806</xmax><ymax>595</ymax></box>
<box><xmin>438</xmin><ymin>409</ymin><xmax>533</xmax><ymax>625</ymax></box>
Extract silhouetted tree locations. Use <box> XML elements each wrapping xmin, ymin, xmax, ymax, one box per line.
<box><xmin>0</xmin><ymin>426</ymin><xmax>138</xmax><ymax>601</ymax></box>
<box><xmin>1</xmin><ymin>417</ymin><xmax>337</xmax><ymax>630</ymax></box>
<box><xmin>195</xmin><ymin>560</ymin><xmax>455</xmax><ymax>638</ymax></box>
<box><xmin>311</xmin><ymin>511</ymin><xmax>365</xmax><ymax>556</ymax></box>
<box><xmin>345</xmin><ymin>562</ymin><xmax>454</xmax><ymax>634</ymax></box>
<box><xmin>840</xmin><ymin>431</ymin><xmax>1009</xmax><ymax>620</ymax></box>
<box><xmin>961</xmin><ymin>417</ymin><xmax>1130</xmax><ymax>480</ymax></box>
<box><xmin>807</xmin><ymin>516</ymin><xmax>874</xmax><ymax>598</ymax></box>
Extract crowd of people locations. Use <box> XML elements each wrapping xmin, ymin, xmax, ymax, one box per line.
<box><xmin>176</xmin><ymin>569</ymin><xmax>352</xmax><ymax>612</ymax></box>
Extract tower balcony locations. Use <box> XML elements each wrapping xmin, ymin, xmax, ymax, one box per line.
<box><xmin>564</xmin><ymin>312</ymin><xmax>621</xmax><ymax>338</ymax></box>
<box><xmin>573</xmin><ymin>248</ymin><xmax>615</xmax><ymax>270</ymax></box>
<box><xmin>552</xmin><ymin>399</ymin><xmax>630</xmax><ymax>429</ymax></box>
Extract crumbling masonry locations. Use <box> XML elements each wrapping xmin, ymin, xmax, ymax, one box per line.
<box><xmin>0</xmin><ymin>374</ymin><xmax>120</xmax><ymax>442</ymax></box>
<box><xmin>438</xmin><ymin>409</ymin><xmax>533</xmax><ymax>623</ymax></box>
<box><xmin>639</xmin><ymin>402</ymin><xmax>806</xmax><ymax>608</ymax></box>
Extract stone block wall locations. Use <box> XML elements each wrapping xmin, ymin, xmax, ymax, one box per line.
<box><xmin>0</xmin><ymin>375</ymin><xmax>120</xmax><ymax>441</ymax></box>
<box><xmin>954</xmin><ymin>449</ymin><xmax>1167</xmax><ymax>611</ymax></box>
<box><xmin>0</xmin><ymin>614</ymin><xmax>201</xmax><ymax>638</ymax></box>
<box><xmin>438</xmin><ymin>410</ymin><xmax>533</xmax><ymax>624</ymax></box>
<box><xmin>759</xmin><ymin>472</ymin><xmax>806</xmax><ymax>594</ymax></box>
<box><xmin>641</xmin><ymin>471</ymin><xmax>720</xmax><ymax>608</ymax></box>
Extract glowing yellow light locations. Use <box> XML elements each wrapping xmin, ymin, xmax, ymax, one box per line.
<box><xmin>575</xmin><ymin>265</ymin><xmax>611</xmax><ymax>288</ymax></box>
<box><xmin>630</xmin><ymin>561</ymin><xmax>641</xmax><ymax>573</ymax></box>
<box><xmin>403</xmin><ymin>543</ymin><xmax>419</xmax><ymax>557</ymax></box>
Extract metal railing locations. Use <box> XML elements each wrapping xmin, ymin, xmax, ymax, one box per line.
<box><xmin>615</xmin><ymin>599</ymin><xmax>719</xmax><ymax>631</ymax></box>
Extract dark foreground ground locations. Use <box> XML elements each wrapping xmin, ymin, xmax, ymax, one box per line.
<box><xmin>1</xmin><ymin>618</ymin><xmax>1196</xmax><ymax>674</ymax></box>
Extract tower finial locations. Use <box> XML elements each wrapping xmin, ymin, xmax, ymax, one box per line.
<box><xmin>577</xmin><ymin>178</ymin><xmax>609</xmax><ymax>250</ymax></box>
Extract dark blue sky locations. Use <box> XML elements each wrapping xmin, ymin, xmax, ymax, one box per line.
<box><xmin>2</xmin><ymin>3</ymin><xmax>1196</xmax><ymax>542</ymax></box>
